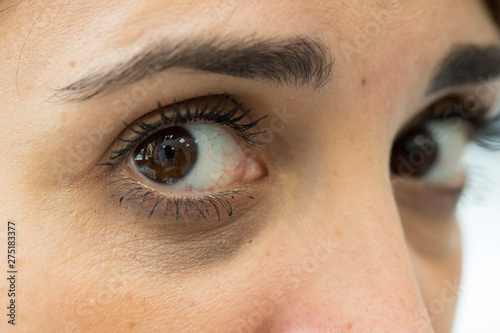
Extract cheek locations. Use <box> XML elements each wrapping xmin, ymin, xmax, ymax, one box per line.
<box><xmin>275</xmin><ymin>312</ymin><xmax>345</xmax><ymax>332</ymax></box>
<box><xmin>54</xmin><ymin>271</ymin><xmax>156</xmax><ymax>332</ymax></box>
<box><xmin>409</xmin><ymin>232</ymin><xmax>462</xmax><ymax>331</ymax></box>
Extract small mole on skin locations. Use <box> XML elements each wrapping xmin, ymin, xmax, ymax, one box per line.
<box><xmin>248</xmin><ymin>240</ymin><xmax>252</xmax><ymax>243</ymax></box>
<box><xmin>68</xmin><ymin>61</ymin><xmax>76</xmax><ymax>68</ymax></box>
<box><xmin>265</xmin><ymin>251</ymin><xmax>270</xmax><ymax>257</ymax></box>
<box><xmin>347</xmin><ymin>322</ymin><xmax>353</xmax><ymax>330</ymax></box>
<box><xmin>361</xmin><ymin>78</ymin><xmax>367</xmax><ymax>86</ymax></box>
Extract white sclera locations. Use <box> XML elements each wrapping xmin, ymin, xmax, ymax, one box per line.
<box><xmin>421</xmin><ymin>120</ymin><xmax>469</xmax><ymax>184</ymax></box>
<box><xmin>163</xmin><ymin>123</ymin><xmax>243</xmax><ymax>192</ymax></box>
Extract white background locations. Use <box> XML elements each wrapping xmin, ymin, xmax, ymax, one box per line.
<box><xmin>453</xmin><ymin>146</ymin><xmax>500</xmax><ymax>332</ymax></box>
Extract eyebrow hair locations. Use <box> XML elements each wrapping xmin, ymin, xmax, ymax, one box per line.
<box><xmin>55</xmin><ymin>36</ymin><xmax>334</xmax><ymax>102</ymax></box>
<box><xmin>427</xmin><ymin>44</ymin><xmax>500</xmax><ymax>95</ymax></box>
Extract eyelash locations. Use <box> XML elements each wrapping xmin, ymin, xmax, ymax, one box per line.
<box><xmin>413</xmin><ymin>95</ymin><xmax>500</xmax><ymax>150</ymax></box>
<box><xmin>100</xmin><ymin>93</ymin><xmax>268</xmax><ymax>170</ymax></box>
<box><xmin>474</xmin><ymin>114</ymin><xmax>500</xmax><ymax>151</ymax></box>
<box><xmin>395</xmin><ymin>94</ymin><xmax>500</xmax><ymax>200</ymax></box>
<box><xmin>100</xmin><ymin>92</ymin><xmax>500</xmax><ymax>221</ymax></box>
<box><xmin>107</xmin><ymin>175</ymin><xmax>256</xmax><ymax>221</ymax></box>
<box><xmin>100</xmin><ymin>93</ymin><xmax>267</xmax><ymax>222</ymax></box>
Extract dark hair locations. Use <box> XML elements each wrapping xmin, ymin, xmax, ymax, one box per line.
<box><xmin>486</xmin><ymin>0</ymin><xmax>500</xmax><ymax>24</ymax></box>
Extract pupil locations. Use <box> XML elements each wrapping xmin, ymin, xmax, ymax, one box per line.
<box><xmin>133</xmin><ymin>126</ymin><xmax>198</xmax><ymax>184</ymax></box>
<box><xmin>390</xmin><ymin>124</ymin><xmax>438</xmax><ymax>177</ymax></box>
<box><xmin>164</xmin><ymin>145</ymin><xmax>175</xmax><ymax>159</ymax></box>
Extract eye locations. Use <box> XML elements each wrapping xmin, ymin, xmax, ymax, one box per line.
<box><xmin>101</xmin><ymin>94</ymin><xmax>268</xmax><ymax>221</ymax></box>
<box><xmin>390</xmin><ymin>120</ymin><xmax>471</xmax><ymax>185</ymax></box>
<box><xmin>390</xmin><ymin>95</ymin><xmax>500</xmax><ymax>186</ymax></box>
<box><xmin>131</xmin><ymin>123</ymin><xmax>257</xmax><ymax>192</ymax></box>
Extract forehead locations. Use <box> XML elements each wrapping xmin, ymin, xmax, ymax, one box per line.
<box><xmin>4</xmin><ymin>0</ymin><xmax>495</xmax><ymax>61</ymax></box>
<box><xmin>2</xmin><ymin>0</ymin><xmax>499</xmax><ymax>103</ymax></box>
<box><xmin>3</xmin><ymin>0</ymin><xmax>495</xmax><ymax>46</ymax></box>
<box><xmin>1</xmin><ymin>0</ymin><xmax>489</xmax><ymax>36</ymax></box>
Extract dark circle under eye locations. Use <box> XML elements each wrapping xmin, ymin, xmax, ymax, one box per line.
<box><xmin>390</xmin><ymin>124</ymin><xmax>438</xmax><ymax>177</ymax></box>
<box><xmin>133</xmin><ymin>126</ymin><xmax>198</xmax><ymax>184</ymax></box>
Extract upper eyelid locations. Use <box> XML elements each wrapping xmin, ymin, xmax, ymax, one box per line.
<box><xmin>396</xmin><ymin>92</ymin><xmax>500</xmax><ymax>152</ymax></box>
<box><xmin>393</xmin><ymin>92</ymin><xmax>497</xmax><ymax>140</ymax></box>
<box><xmin>98</xmin><ymin>94</ymin><xmax>268</xmax><ymax>169</ymax></box>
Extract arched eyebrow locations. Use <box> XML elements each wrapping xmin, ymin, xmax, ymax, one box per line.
<box><xmin>427</xmin><ymin>44</ymin><xmax>500</xmax><ymax>95</ymax></box>
<box><xmin>54</xmin><ymin>36</ymin><xmax>334</xmax><ymax>102</ymax></box>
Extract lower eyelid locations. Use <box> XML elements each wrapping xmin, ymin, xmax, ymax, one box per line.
<box><xmin>391</xmin><ymin>175</ymin><xmax>464</xmax><ymax>219</ymax></box>
<box><xmin>105</xmin><ymin>170</ymin><xmax>261</xmax><ymax>223</ymax></box>
<box><xmin>94</xmin><ymin>93</ymin><xmax>271</xmax><ymax>222</ymax></box>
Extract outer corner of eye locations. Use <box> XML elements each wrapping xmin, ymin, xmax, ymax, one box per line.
<box><xmin>129</xmin><ymin>122</ymin><xmax>267</xmax><ymax>193</ymax></box>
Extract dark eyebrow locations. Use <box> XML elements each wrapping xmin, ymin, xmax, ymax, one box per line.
<box><xmin>427</xmin><ymin>44</ymin><xmax>500</xmax><ymax>95</ymax></box>
<box><xmin>55</xmin><ymin>36</ymin><xmax>334</xmax><ymax>102</ymax></box>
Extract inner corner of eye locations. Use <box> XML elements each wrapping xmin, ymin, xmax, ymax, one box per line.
<box><xmin>128</xmin><ymin>122</ymin><xmax>264</xmax><ymax>193</ymax></box>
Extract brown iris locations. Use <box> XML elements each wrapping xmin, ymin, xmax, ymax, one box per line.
<box><xmin>390</xmin><ymin>124</ymin><xmax>438</xmax><ymax>177</ymax></box>
<box><xmin>133</xmin><ymin>127</ymin><xmax>198</xmax><ymax>184</ymax></box>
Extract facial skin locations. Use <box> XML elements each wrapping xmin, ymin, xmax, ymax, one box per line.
<box><xmin>1</xmin><ymin>0</ymin><xmax>500</xmax><ymax>332</ymax></box>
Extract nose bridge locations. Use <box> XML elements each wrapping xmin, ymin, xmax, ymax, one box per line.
<box><xmin>270</xmin><ymin>186</ymin><xmax>434</xmax><ymax>332</ymax></box>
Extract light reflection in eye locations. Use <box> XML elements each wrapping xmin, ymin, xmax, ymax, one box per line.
<box><xmin>131</xmin><ymin>123</ymin><xmax>245</xmax><ymax>192</ymax></box>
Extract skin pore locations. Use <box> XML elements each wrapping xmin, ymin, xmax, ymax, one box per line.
<box><xmin>1</xmin><ymin>0</ymin><xmax>500</xmax><ymax>332</ymax></box>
